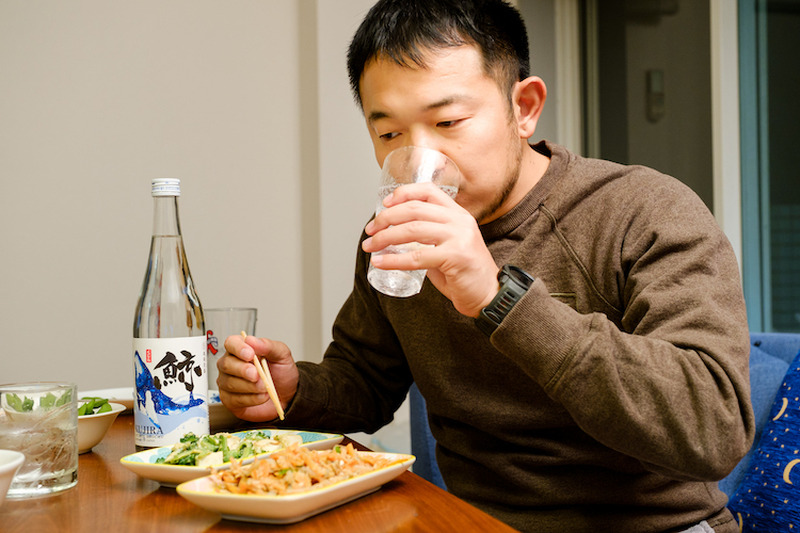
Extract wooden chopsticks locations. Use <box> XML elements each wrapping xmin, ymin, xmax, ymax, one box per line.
<box><xmin>240</xmin><ymin>331</ymin><xmax>285</xmax><ymax>420</ymax></box>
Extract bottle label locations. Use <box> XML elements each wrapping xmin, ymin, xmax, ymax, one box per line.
<box><xmin>132</xmin><ymin>336</ymin><xmax>209</xmax><ymax>447</ymax></box>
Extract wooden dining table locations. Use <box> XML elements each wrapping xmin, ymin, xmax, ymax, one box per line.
<box><xmin>0</xmin><ymin>413</ymin><xmax>518</xmax><ymax>532</ymax></box>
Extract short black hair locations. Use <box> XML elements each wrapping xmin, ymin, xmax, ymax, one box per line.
<box><xmin>346</xmin><ymin>0</ymin><xmax>530</xmax><ymax>108</ymax></box>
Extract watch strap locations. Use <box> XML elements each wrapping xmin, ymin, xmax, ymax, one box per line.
<box><xmin>475</xmin><ymin>265</ymin><xmax>534</xmax><ymax>337</ymax></box>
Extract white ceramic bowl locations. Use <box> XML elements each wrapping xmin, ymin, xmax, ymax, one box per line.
<box><xmin>78</xmin><ymin>402</ymin><xmax>126</xmax><ymax>454</ymax></box>
<box><xmin>0</xmin><ymin>449</ymin><xmax>25</xmax><ymax>505</ymax></box>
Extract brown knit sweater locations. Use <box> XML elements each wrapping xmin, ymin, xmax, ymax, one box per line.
<box><xmin>283</xmin><ymin>142</ymin><xmax>753</xmax><ymax>533</ymax></box>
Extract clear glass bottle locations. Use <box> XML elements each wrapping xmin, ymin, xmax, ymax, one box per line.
<box><xmin>132</xmin><ymin>178</ymin><xmax>208</xmax><ymax>449</ymax></box>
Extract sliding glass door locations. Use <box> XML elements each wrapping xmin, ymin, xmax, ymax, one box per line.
<box><xmin>740</xmin><ymin>0</ymin><xmax>800</xmax><ymax>332</ymax></box>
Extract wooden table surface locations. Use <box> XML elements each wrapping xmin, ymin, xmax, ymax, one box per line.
<box><xmin>0</xmin><ymin>413</ymin><xmax>517</xmax><ymax>532</ymax></box>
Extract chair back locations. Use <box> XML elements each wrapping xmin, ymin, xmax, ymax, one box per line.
<box><xmin>409</xmin><ymin>383</ymin><xmax>446</xmax><ymax>490</ymax></box>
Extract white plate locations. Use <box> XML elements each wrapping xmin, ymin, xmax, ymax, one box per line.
<box><xmin>80</xmin><ymin>388</ymin><xmax>238</xmax><ymax>430</ymax></box>
<box><xmin>176</xmin><ymin>452</ymin><xmax>415</xmax><ymax>524</ymax></box>
<box><xmin>120</xmin><ymin>429</ymin><xmax>343</xmax><ymax>487</ymax></box>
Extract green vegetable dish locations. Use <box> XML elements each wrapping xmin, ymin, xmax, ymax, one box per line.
<box><xmin>155</xmin><ymin>431</ymin><xmax>304</xmax><ymax>468</ymax></box>
<box><xmin>78</xmin><ymin>397</ymin><xmax>112</xmax><ymax>416</ymax></box>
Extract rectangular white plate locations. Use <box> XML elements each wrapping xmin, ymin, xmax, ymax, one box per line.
<box><xmin>176</xmin><ymin>452</ymin><xmax>415</xmax><ymax>524</ymax></box>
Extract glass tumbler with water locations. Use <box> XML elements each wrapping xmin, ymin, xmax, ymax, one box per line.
<box><xmin>0</xmin><ymin>382</ymin><xmax>78</xmax><ymax>498</ymax></box>
<box><xmin>367</xmin><ymin>146</ymin><xmax>461</xmax><ymax>297</ymax></box>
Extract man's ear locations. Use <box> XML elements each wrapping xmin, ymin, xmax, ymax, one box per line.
<box><xmin>513</xmin><ymin>76</ymin><xmax>547</xmax><ymax>139</ymax></box>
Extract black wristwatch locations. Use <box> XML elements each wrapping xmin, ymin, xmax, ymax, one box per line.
<box><xmin>475</xmin><ymin>265</ymin><xmax>535</xmax><ymax>337</ymax></box>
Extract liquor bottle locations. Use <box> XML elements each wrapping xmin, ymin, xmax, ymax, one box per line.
<box><xmin>132</xmin><ymin>178</ymin><xmax>208</xmax><ymax>449</ymax></box>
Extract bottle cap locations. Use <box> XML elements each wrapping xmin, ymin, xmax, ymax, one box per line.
<box><xmin>151</xmin><ymin>178</ymin><xmax>181</xmax><ymax>197</ymax></box>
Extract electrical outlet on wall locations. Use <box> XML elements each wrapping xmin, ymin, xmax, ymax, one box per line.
<box><xmin>646</xmin><ymin>69</ymin><xmax>665</xmax><ymax>123</ymax></box>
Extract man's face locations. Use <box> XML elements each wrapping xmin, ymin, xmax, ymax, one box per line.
<box><xmin>359</xmin><ymin>45</ymin><xmax>527</xmax><ymax>224</ymax></box>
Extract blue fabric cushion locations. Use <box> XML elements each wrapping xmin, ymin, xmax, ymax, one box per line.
<box><xmin>719</xmin><ymin>346</ymin><xmax>790</xmax><ymax>497</ymax></box>
<box><xmin>728</xmin><ymin>349</ymin><xmax>800</xmax><ymax>531</ymax></box>
<box><xmin>751</xmin><ymin>332</ymin><xmax>800</xmax><ymax>365</ymax></box>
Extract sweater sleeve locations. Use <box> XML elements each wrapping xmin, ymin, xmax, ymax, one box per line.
<box><xmin>279</xmin><ymin>231</ymin><xmax>414</xmax><ymax>435</ymax></box>
<box><xmin>490</xmin><ymin>173</ymin><xmax>754</xmax><ymax>482</ymax></box>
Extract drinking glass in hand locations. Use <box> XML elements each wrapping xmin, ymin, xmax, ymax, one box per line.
<box><xmin>367</xmin><ymin>146</ymin><xmax>461</xmax><ymax>297</ymax></box>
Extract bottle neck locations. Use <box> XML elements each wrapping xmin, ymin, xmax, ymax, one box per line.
<box><xmin>152</xmin><ymin>195</ymin><xmax>181</xmax><ymax>236</ymax></box>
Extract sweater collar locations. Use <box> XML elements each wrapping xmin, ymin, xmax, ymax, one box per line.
<box><xmin>479</xmin><ymin>141</ymin><xmax>566</xmax><ymax>241</ymax></box>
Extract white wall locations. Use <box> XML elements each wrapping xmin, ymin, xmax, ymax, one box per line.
<box><xmin>710</xmin><ymin>0</ymin><xmax>742</xmax><ymax>266</ymax></box>
<box><xmin>316</xmin><ymin>0</ymin><xmax>378</xmax><ymax>355</ymax></box>
<box><xmin>518</xmin><ymin>0</ymin><xmax>558</xmax><ymax>145</ymax></box>
<box><xmin>0</xmin><ymin>1</ymin><xmax>311</xmax><ymax>389</ymax></box>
